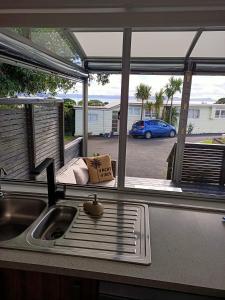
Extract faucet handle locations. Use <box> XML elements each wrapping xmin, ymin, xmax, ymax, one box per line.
<box><xmin>0</xmin><ymin>168</ymin><xmax>7</xmax><ymax>177</ymax></box>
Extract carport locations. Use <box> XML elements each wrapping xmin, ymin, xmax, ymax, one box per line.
<box><xmin>1</xmin><ymin>1</ymin><xmax>225</xmax><ymax>191</ymax></box>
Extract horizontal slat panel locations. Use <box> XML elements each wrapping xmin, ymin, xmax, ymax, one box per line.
<box><xmin>180</xmin><ymin>143</ymin><xmax>225</xmax><ymax>185</ymax></box>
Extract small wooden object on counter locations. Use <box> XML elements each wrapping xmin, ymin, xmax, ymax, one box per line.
<box><xmin>83</xmin><ymin>193</ymin><xmax>104</xmax><ymax>217</ymax></box>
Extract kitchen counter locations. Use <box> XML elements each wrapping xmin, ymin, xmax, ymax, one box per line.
<box><xmin>0</xmin><ymin>186</ymin><xmax>225</xmax><ymax>298</ymax></box>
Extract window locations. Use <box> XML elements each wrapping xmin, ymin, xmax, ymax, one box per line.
<box><xmin>134</xmin><ymin>120</ymin><xmax>144</xmax><ymax>126</ymax></box>
<box><xmin>215</xmin><ymin>109</ymin><xmax>225</xmax><ymax>118</ymax></box>
<box><xmin>188</xmin><ymin>109</ymin><xmax>200</xmax><ymax>119</ymax></box>
<box><xmin>128</xmin><ymin>107</ymin><xmax>141</xmax><ymax>116</ymax></box>
<box><xmin>145</xmin><ymin>111</ymin><xmax>156</xmax><ymax>118</ymax></box>
<box><xmin>88</xmin><ymin>113</ymin><xmax>98</xmax><ymax>122</ymax></box>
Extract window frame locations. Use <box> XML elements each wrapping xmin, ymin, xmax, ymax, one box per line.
<box><xmin>215</xmin><ymin>109</ymin><xmax>225</xmax><ymax>119</ymax></box>
<box><xmin>128</xmin><ymin>106</ymin><xmax>141</xmax><ymax>116</ymax></box>
<box><xmin>188</xmin><ymin>108</ymin><xmax>200</xmax><ymax>119</ymax></box>
<box><xmin>88</xmin><ymin>113</ymin><xmax>98</xmax><ymax>123</ymax></box>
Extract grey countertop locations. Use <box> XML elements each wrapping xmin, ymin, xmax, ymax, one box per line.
<box><xmin>0</xmin><ymin>193</ymin><xmax>225</xmax><ymax>298</ymax></box>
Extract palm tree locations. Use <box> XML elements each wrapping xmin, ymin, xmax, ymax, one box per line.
<box><xmin>165</xmin><ymin>77</ymin><xmax>183</xmax><ymax>124</ymax></box>
<box><xmin>135</xmin><ymin>84</ymin><xmax>151</xmax><ymax>120</ymax></box>
<box><xmin>162</xmin><ymin>84</ymin><xmax>173</xmax><ymax>120</ymax></box>
<box><xmin>154</xmin><ymin>89</ymin><xmax>164</xmax><ymax>119</ymax></box>
<box><xmin>145</xmin><ymin>101</ymin><xmax>154</xmax><ymax>118</ymax></box>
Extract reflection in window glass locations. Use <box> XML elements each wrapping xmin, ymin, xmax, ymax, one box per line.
<box><xmin>31</xmin><ymin>29</ymin><xmax>81</xmax><ymax>65</ymax></box>
<box><xmin>6</xmin><ymin>28</ymin><xmax>82</xmax><ymax>65</ymax></box>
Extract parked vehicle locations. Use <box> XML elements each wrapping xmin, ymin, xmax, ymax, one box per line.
<box><xmin>129</xmin><ymin>119</ymin><xmax>176</xmax><ymax>139</ymax></box>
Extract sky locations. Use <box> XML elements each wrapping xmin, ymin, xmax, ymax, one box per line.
<box><xmin>74</xmin><ymin>74</ymin><xmax>225</xmax><ymax>102</ymax></box>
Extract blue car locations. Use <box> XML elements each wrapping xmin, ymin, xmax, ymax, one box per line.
<box><xmin>129</xmin><ymin>119</ymin><xmax>176</xmax><ymax>139</ymax></box>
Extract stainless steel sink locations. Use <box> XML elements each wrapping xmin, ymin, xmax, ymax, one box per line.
<box><xmin>0</xmin><ymin>193</ymin><xmax>46</xmax><ymax>241</ymax></box>
<box><xmin>0</xmin><ymin>192</ymin><xmax>151</xmax><ymax>265</ymax></box>
<box><xmin>32</xmin><ymin>206</ymin><xmax>77</xmax><ymax>240</ymax></box>
<box><xmin>27</xmin><ymin>201</ymin><xmax>151</xmax><ymax>265</ymax></box>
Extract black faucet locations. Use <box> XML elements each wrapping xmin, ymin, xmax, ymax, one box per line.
<box><xmin>31</xmin><ymin>158</ymin><xmax>65</xmax><ymax>207</ymax></box>
<box><xmin>0</xmin><ymin>167</ymin><xmax>7</xmax><ymax>199</ymax></box>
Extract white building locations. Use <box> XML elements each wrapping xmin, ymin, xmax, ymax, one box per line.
<box><xmin>74</xmin><ymin>102</ymin><xmax>225</xmax><ymax>136</ymax></box>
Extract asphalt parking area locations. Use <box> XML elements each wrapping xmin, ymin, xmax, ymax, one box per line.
<box><xmin>88</xmin><ymin>135</ymin><xmax>220</xmax><ymax>179</ymax></box>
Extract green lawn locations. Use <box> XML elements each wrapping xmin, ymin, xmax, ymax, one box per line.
<box><xmin>200</xmin><ymin>139</ymin><xmax>213</xmax><ymax>144</ymax></box>
<box><xmin>200</xmin><ymin>137</ymin><xmax>225</xmax><ymax>144</ymax></box>
<box><xmin>64</xmin><ymin>135</ymin><xmax>76</xmax><ymax>144</ymax></box>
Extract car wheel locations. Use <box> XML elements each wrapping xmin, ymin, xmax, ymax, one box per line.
<box><xmin>145</xmin><ymin>131</ymin><xmax>152</xmax><ymax>139</ymax></box>
<box><xmin>169</xmin><ymin>130</ymin><xmax>176</xmax><ymax>138</ymax></box>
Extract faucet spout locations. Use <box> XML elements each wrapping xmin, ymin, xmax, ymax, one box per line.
<box><xmin>32</xmin><ymin>158</ymin><xmax>65</xmax><ymax>207</ymax></box>
<box><xmin>0</xmin><ymin>167</ymin><xmax>7</xmax><ymax>199</ymax></box>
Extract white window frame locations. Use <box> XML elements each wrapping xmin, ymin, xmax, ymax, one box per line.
<box><xmin>188</xmin><ymin>108</ymin><xmax>200</xmax><ymax>119</ymax></box>
<box><xmin>128</xmin><ymin>106</ymin><xmax>141</xmax><ymax>116</ymax></box>
<box><xmin>215</xmin><ymin>109</ymin><xmax>225</xmax><ymax>119</ymax></box>
<box><xmin>88</xmin><ymin>113</ymin><xmax>98</xmax><ymax>122</ymax></box>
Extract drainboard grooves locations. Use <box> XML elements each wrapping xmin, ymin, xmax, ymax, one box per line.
<box><xmin>64</xmin><ymin>233</ymin><xmax>136</xmax><ymax>246</ymax></box>
<box><xmin>72</xmin><ymin>224</ymin><xmax>135</xmax><ymax>233</ymax></box>
<box><xmin>55</xmin><ymin>203</ymin><xmax>151</xmax><ymax>265</ymax></box>
<box><xmin>79</xmin><ymin>208</ymin><xmax>138</xmax><ymax>215</ymax></box>
<box><xmin>56</xmin><ymin>239</ymin><xmax>136</xmax><ymax>254</ymax></box>
<box><xmin>78</xmin><ymin>215</ymin><xmax>137</xmax><ymax>222</ymax></box>
<box><xmin>70</xmin><ymin>228</ymin><xmax>137</xmax><ymax>238</ymax></box>
<box><xmin>75</xmin><ymin>219</ymin><xmax>135</xmax><ymax>227</ymax></box>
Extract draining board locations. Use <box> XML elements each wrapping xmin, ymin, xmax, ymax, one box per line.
<box><xmin>55</xmin><ymin>202</ymin><xmax>151</xmax><ymax>265</ymax></box>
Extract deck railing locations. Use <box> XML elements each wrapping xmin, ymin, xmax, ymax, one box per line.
<box><xmin>167</xmin><ymin>142</ymin><xmax>225</xmax><ymax>186</ymax></box>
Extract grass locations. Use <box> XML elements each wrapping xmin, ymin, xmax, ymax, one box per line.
<box><xmin>200</xmin><ymin>139</ymin><xmax>213</xmax><ymax>144</ymax></box>
<box><xmin>200</xmin><ymin>137</ymin><xmax>225</xmax><ymax>144</ymax></box>
<box><xmin>64</xmin><ymin>135</ymin><xmax>76</xmax><ymax>144</ymax></box>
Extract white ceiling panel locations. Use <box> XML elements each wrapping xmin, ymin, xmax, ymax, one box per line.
<box><xmin>191</xmin><ymin>31</ymin><xmax>225</xmax><ymax>58</ymax></box>
<box><xmin>73</xmin><ymin>32</ymin><xmax>123</xmax><ymax>57</ymax></box>
<box><xmin>131</xmin><ymin>32</ymin><xmax>196</xmax><ymax>57</ymax></box>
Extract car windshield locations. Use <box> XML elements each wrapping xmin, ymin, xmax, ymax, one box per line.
<box><xmin>135</xmin><ymin>121</ymin><xmax>144</xmax><ymax>126</ymax></box>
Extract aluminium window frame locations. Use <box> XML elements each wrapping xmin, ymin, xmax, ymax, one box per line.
<box><xmin>1</xmin><ymin>27</ymin><xmax>224</xmax><ymax>200</ymax></box>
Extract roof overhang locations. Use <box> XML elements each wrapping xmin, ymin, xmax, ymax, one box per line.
<box><xmin>1</xmin><ymin>1</ymin><xmax>225</xmax><ymax>28</ymax></box>
<box><xmin>0</xmin><ymin>29</ymin><xmax>88</xmax><ymax>80</ymax></box>
<box><xmin>1</xmin><ymin>2</ymin><xmax>225</xmax><ymax>77</ymax></box>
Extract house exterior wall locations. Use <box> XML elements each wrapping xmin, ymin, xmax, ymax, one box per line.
<box><xmin>75</xmin><ymin>103</ymin><xmax>225</xmax><ymax>136</ymax></box>
<box><xmin>74</xmin><ymin>108</ymin><xmax>112</xmax><ymax>136</ymax></box>
<box><xmin>177</xmin><ymin>104</ymin><xmax>225</xmax><ymax>134</ymax></box>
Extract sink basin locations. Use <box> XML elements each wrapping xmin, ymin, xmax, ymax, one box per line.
<box><xmin>0</xmin><ymin>194</ymin><xmax>151</xmax><ymax>265</ymax></box>
<box><xmin>32</xmin><ymin>206</ymin><xmax>77</xmax><ymax>240</ymax></box>
<box><xmin>0</xmin><ymin>194</ymin><xmax>46</xmax><ymax>241</ymax></box>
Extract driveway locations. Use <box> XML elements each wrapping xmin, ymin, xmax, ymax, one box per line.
<box><xmin>88</xmin><ymin>135</ymin><xmax>220</xmax><ymax>179</ymax></box>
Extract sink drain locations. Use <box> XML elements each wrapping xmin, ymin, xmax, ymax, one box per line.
<box><xmin>47</xmin><ymin>229</ymin><xmax>64</xmax><ymax>240</ymax></box>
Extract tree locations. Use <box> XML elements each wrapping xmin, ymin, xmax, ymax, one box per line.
<box><xmin>164</xmin><ymin>106</ymin><xmax>179</xmax><ymax>126</ymax></box>
<box><xmin>0</xmin><ymin>64</ymin><xmax>75</xmax><ymax>98</ymax></box>
<box><xmin>216</xmin><ymin>98</ymin><xmax>225</xmax><ymax>104</ymax></box>
<box><xmin>88</xmin><ymin>99</ymin><xmax>106</xmax><ymax>106</ymax></box>
<box><xmin>63</xmin><ymin>99</ymin><xmax>76</xmax><ymax>136</ymax></box>
<box><xmin>164</xmin><ymin>77</ymin><xmax>183</xmax><ymax>124</ymax></box>
<box><xmin>64</xmin><ymin>99</ymin><xmax>76</xmax><ymax>112</ymax></box>
<box><xmin>91</xmin><ymin>74</ymin><xmax>110</xmax><ymax>86</ymax></box>
<box><xmin>145</xmin><ymin>101</ymin><xmax>154</xmax><ymax>118</ymax></box>
<box><xmin>135</xmin><ymin>84</ymin><xmax>151</xmax><ymax>120</ymax></box>
<box><xmin>154</xmin><ymin>88</ymin><xmax>164</xmax><ymax>119</ymax></box>
<box><xmin>78</xmin><ymin>99</ymin><xmax>107</xmax><ymax>106</ymax></box>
